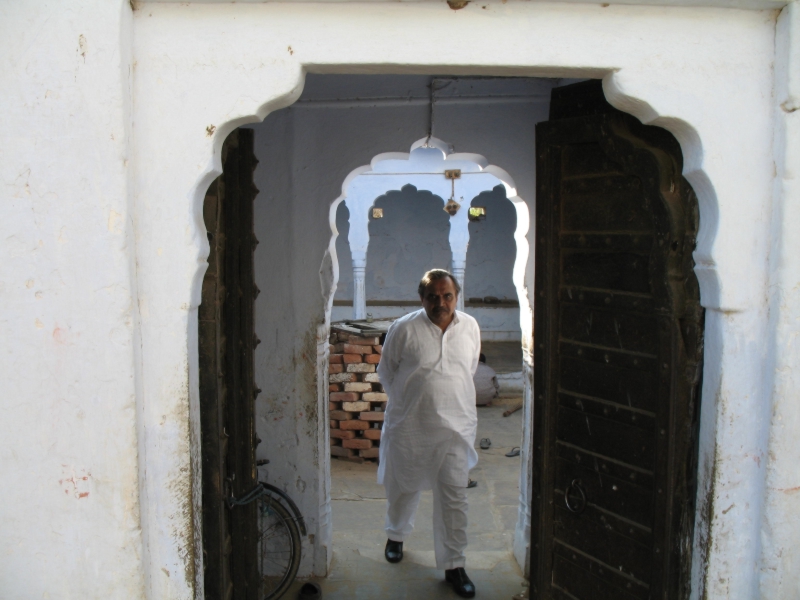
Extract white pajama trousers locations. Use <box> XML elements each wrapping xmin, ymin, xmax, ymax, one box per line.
<box><xmin>384</xmin><ymin>475</ymin><xmax>469</xmax><ymax>571</ymax></box>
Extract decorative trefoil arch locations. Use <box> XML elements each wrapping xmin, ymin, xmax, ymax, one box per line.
<box><xmin>339</xmin><ymin>136</ymin><xmax>526</xmax><ymax>317</ymax></box>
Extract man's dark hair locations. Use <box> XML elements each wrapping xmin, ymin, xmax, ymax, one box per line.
<box><xmin>418</xmin><ymin>269</ymin><xmax>461</xmax><ymax>298</ymax></box>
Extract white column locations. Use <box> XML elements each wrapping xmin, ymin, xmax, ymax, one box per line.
<box><xmin>352</xmin><ymin>259</ymin><xmax>366</xmax><ymax>320</ymax></box>
<box><xmin>344</xmin><ymin>185</ymin><xmax>372</xmax><ymax>322</ymax></box>
<box><xmin>451</xmin><ymin>257</ymin><xmax>466</xmax><ymax>312</ymax></box>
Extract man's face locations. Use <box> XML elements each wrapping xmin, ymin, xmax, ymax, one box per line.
<box><xmin>421</xmin><ymin>277</ymin><xmax>458</xmax><ymax>329</ymax></box>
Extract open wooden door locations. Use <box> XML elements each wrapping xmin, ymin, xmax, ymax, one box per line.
<box><xmin>530</xmin><ymin>81</ymin><xmax>704</xmax><ymax>600</ymax></box>
<box><xmin>199</xmin><ymin>128</ymin><xmax>261</xmax><ymax>600</ymax></box>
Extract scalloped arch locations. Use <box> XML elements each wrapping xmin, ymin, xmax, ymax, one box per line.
<box><xmin>325</xmin><ymin>137</ymin><xmax>530</xmax><ymax>326</ymax></box>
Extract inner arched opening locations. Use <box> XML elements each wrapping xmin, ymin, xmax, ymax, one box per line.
<box><xmin>195</xmin><ymin>73</ymin><xmax>704</xmax><ymax>599</ymax></box>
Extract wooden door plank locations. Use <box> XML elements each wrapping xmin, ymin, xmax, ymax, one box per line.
<box><xmin>562</xmin><ymin>251</ymin><xmax>652</xmax><ymax>294</ymax></box>
<box><xmin>559</xmin><ymin>304</ymin><xmax>658</xmax><ymax>355</ymax></box>
<box><xmin>552</xmin><ymin>554</ymin><xmax>646</xmax><ymax>600</ymax></box>
<box><xmin>554</xmin><ymin>458</ymin><xmax>655</xmax><ymax>528</ymax></box>
<box><xmin>558</xmin><ymin>356</ymin><xmax>657</xmax><ymax>412</ymax></box>
<box><xmin>553</xmin><ymin>506</ymin><xmax>652</xmax><ymax>583</ymax></box>
<box><xmin>553</xmin><ymin>543</ymin><xmax>651</xmax><ymax>600</ymax></box>
<box><xmin>557</xmin><ymin>392</ymin><xmax>656</xmax><ymax>432</ymax></box>
<box><xmin>556</xmin><ymin>406</ymin><xmax>655</xmax><ymax>470</ymax></box>
<box><xmin>558</xmin><ymin>286</ymin><xmax>655</xmax><ymax>314</ymax></box>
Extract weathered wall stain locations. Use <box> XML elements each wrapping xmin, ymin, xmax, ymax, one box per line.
<box><xmin>59</xmin><ymin>466</ymin><xmax>92</xmax><ymax>499</ymax></box>
<box><xmin>165</xmin><ymin>362</ymin><xmax>195</xmax><ymax>593</ymax></box>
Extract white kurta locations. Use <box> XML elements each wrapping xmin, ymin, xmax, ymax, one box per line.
<box><xmin>377</xmin><ymin>309</ymin><xmax>481</xmax><ymax>493</ymax></box>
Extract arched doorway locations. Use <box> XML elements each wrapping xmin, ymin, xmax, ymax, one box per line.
<box><xmin>195</xmin><ymin>75</ymin><xmax>708</xmax><ymax>600</ymax></box>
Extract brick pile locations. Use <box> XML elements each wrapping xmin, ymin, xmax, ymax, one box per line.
<box><xmin>328</xmin><ymin>326</ymin><xmax>387</xmax><ymax>463</ymax></box>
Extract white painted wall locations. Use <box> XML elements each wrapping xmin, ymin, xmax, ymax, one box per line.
<box><xmin>760</xmin><ymin>5</ymin><xmax>800</xmax><ymax>599</ymax></box>
<box><xmin>250</xmin><ymin>107</ymin><xmax>332</xmax><ymax>575</ymax></box>
<box><xmin>0</xmin><ymin>2</ymin><xmax>144</xmax><ymax>599</ymax></box>
<box><xmin>365</xmin><ymin>185</ymin><xmax>454</xmax><ymax>301</ymax></box>
<box><xmin>128</xmin><ymin>3</ymin><xmax>790</xmax><ymax>594</ymax></box>
<box><xmin>1</xmin><ymin>1</ymin><xmax>798</xmax><ymax>598</ymax></box>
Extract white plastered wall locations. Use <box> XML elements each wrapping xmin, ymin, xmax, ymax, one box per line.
<box><xmin>1</xmin><ymin>0</ymin><xmax>797</xmax><ymax>598</ymax></box>
<box><xmin>131</xmin><ymin>3</ymin><xmax>778</xmax><ymax>597</ymax></box>
<box><xmin>0</xmin><ymin>2</ymin><xmax>145</xmax><ymax>599</ymax></box>
<box><xmin>761</xmin><ymin>4</ymin><xmax>800</xmax><ymax>599</ymax></box>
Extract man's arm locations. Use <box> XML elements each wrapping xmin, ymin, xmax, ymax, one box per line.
<box><xmin>377</xmin><ymin>322</ymin><xmax>401</xmax><ymax>399</ymax></box>
<box><xmin>470</xmin><ymin>320</ymin><xmax>481</xmax><ymax>376</ymax></box>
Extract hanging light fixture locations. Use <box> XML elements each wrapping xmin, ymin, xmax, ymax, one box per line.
<box><xmin>444</xmin><ymin>169</ymin><xmax>462</xmax><ymax>216</ymax></box>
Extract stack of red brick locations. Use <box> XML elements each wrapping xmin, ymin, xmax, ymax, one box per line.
<box><xmin>328</xmin><ymin>327</ymin><xmax>386</xmax><ymax>463</ymax></box>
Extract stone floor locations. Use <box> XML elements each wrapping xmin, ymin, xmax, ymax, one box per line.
<box><xmin>286</xmin><ymin>400</ymin><xmax>528</xmax><ymax>599</ymax></box>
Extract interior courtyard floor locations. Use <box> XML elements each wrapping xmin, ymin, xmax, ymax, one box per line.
<box><xmin>287</xmin><ymin>399</ymin><xmax>528</xmax><ymax>599</ymax></box>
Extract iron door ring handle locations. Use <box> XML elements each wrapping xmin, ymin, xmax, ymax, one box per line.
<box><xmin>564</xmin><ymin>479</ymin><xmax>587</xmax><ymax>514</ymax></box>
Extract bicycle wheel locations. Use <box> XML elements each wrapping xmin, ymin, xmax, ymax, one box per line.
<box><xmin>257</xmin><ymin>495</ymin><xmax>302</xmax><ymax>600</ymax></box>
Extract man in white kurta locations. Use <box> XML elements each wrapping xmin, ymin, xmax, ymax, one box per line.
<box><xmin>377</xmin><ymin>269</ymin><xmax>481</xmax><ymax>598</ymax></box>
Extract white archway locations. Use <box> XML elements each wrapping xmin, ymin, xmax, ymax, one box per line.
<box><xmin>333</xmin><ymin>136</ymin><xmax>529</xmax><ymax>320</ymax></box>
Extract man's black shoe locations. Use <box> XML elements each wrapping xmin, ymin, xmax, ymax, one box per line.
<box><xmin>445</xmin><ymin>567</ymin><xmax>476</xmax><ymax>598</ymax></box>
<box><xmin>385</xmin><ymin>539</ymin><xmax>403</xmax><ymax>563</ymax></box>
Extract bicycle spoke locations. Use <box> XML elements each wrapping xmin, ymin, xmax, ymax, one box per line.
<box><xmin>254</xmin><ymin>493</ymin><xmax>302</xmax><ymax>599</ymax></box>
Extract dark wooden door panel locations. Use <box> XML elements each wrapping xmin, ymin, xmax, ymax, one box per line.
<box><xmin>557</xmin><ymin>392</ymin><xmax>656</xmax><ymax>433</ymax></box>
<box><xmin>553</xmin><ymin>543</ymin><xmax>650</xmax><ymax>600</ymax></box>
<box><xmin>560</xmin><ymin>233</ymin><xmax>654</xmax><ymax>254</ymax></box>
<box><xmin>222</xmin><ymin>128</ymin><xmax>260</xmax><ymax>600</ymax></box>
<box><xmin>531</xmin><ymin>80</ymin><xmax>704</xmax><ymax>600</ymax></box>
<box><xmin>555</xmin><ymin>442</ymin><xmax>654</xmax><ymax>491</ymax></box>
<box><xmin>558</xmin><ymin>341</ymin><xmax>659</xmax><ymax>372</ymax></box>
<box><xmin>558</xmin><ymin>286</ymin><xmax>655</xmax><ymax>314</ymax></box>
<box><xmin>553</xmin><ymin>506</ymin><xmax>651</xmax><ymax>583</ymax></box>
<box><xmin>552</xmin><ymin>552</ymin><xmax>648</xmax><ymax>600</ymax></box>
<box><xmin>559</xmin><ymin>304</ymin><xmax>659</xmax><ymax>354</ymax></box>
<box><xmin>562</xmin><ymin>251</ymin><xmax>652</xmax><ymax>294</ymax></box>
<box><xmin>556</xmin><ymin>406</ymin><xmax>655</xmax><ymax>469</ymax></box>
<box><xmin>561</xmin><ymin>178</ymin><xmax>653</xmax><ymax>232</ymax></box>
<box><xmin>561</xmin><ymin>142</ymin><xmax>625</xmax><ymax>178</ymax></box>
<box><xmin>200</xmin><ymin>129</ymin><xmax>260</xmax><ymax>600</ymax></box>
<box><xmin>558</xmin><ymin>356</ymin><xmax>657</xmax><ymax>412</ymax></box>
<box><xmin>554</xmin><ymin>458</ymin><xmax>655</xmax><ymax>528</ymax></box>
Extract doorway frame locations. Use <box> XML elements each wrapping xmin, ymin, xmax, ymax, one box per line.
<box><xmin>131</xmin><ymin>5</ymin><xmax>776</xmax><ymax>599</ymax></box>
